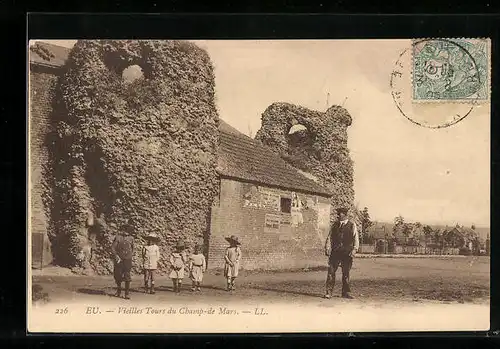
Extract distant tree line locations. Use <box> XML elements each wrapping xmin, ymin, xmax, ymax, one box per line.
<box><xmin>353</xmin><ymin>208</ymin><xmax>488</xmax><ymax>255</ymax></box>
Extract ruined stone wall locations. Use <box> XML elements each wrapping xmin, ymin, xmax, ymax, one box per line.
<box><xmin>49</xmin><ymin>40</ymin><xmax>220</xmax><ymax>274</ymax></box>
<box><xmin>255</xmin><ymin>102</ymin><xmax>354</xmax><ymax>223</ymax></box>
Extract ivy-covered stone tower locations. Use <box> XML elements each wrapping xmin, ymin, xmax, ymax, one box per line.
<box><xmin>47</xmin><ymin>40</ymin><xmax>220</xmax><ymax>274</ymax></box>
<box><xmin>255</xmin><ymin>102</ymin><xmax>354</xmax><ymax>223</ymax></box>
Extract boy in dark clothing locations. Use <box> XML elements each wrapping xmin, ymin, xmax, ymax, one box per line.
<box><xmin>111</xmin><ymin>224</ymin><xmax>135</xmax><ymax>299</ymax></box>
<box><xmin>324</xmin><ymin>207</ymin><xmax>359</xmax><ymax>299</ymax></box>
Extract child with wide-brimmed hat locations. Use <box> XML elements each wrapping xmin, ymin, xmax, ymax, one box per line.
<box><xmin>169</xmin><ymin>240</ymin><xmax>187</xmax><ymax>293</ymax></box>
<box><xmin>224</xmin><ymin>235</ymin><xmax>242</xmax><ymax>291</ymax></box>
<box><xmin>142</xmin><ymin>232</ymin><xmax>160</xmax><ymax>294</ymax></box>
<box><xmin>188</xmin><ymin>244</ymin><xmax>206</xmax><ymax>292</ymax></box>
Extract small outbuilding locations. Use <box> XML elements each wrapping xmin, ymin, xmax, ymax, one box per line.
<box><xmin>208</xmin><ymin>121</ymin><xmax>332</xmax><ymax>270</ymax></box>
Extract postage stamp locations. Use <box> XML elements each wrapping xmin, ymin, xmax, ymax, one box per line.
<box><xmin>411</xmin><ymin>38</ymin><xmax>491</xmax><ymax>103</ymax></box>
<box><xmin>391</xmin><ymin>38</ymin><xmax>491</xmax><ymax>129</ymax></box>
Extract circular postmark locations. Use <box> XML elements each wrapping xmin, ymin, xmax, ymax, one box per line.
<box><xmin>390</xmin><ymin>39</ymin><xmax>489</xmax><ymax>129</ymax></box>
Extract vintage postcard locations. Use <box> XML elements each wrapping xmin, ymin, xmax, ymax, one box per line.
<box><xmin>28</xmin><ymin>39</ymin><xmax>491</xmax><ymax>333</ymax></box>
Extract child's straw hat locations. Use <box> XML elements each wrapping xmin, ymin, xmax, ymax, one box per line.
<box><xmin>225</xmin><ymin>235</ymin><xmax>241</xmax><ymax>245</ymax></box>
<box><xmin>145</xmin><ymin>232</ymin><xmax>160</xmax><ymax>242</ymax></box>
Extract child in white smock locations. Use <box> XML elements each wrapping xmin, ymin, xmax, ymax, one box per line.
<box><xmin>169</xmin><ymin>240</ymin><xmax>187</xmax><ymax>293</ymax></box>
<box><xmin>188</xmin><ymin>244</ymin><xmax>206</xmax><ymax>292</ymax></box>
<box><xmin>224</xmin><ymin>235</ymin><xmax>242</xmax><ymax>291</ymax></box>
<box><xmin>142</xmin><ymin>232</ymin><xmax>160</xmax><ymax>294</ymax></box>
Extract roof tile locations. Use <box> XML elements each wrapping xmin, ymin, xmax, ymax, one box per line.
<box><xmin>29</xmin><ymin>42</ymin><xmax>70</xmax><ymax>68</ymax></box>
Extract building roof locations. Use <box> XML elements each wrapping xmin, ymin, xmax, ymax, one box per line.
<box><xmin>449</xmin><ymin>226</ymin><xmax>484</xmax><ymax>243</ymax></box>
<box><xmin>29</xmin><ymin>41</ymin><xmax>70</xmax><ymax>68</ymax></box>
<box><xmin>218</xmin><ymin>120</ymin><xmax>332</xmax><ymax>197</ymax></box>
<box><xmin>30</xmin><ymin>42</ymin><xmax>333</xmax><ymax>197</ymax></box>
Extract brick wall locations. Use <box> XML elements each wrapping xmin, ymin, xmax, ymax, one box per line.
<box><xmin>209</xmin><ymin>178</ymin><xmax>331</xmax><ymax>270</ymax></box>
<box><xmin>29</xmin><ymin>64</ymin><xmax>58</xmax><ymax>267</ymax></box>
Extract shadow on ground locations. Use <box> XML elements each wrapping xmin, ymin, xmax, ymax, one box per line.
<box><xmin>76</xmin><ymin>288</ymin><xmax>107</xmax><ymax>296</ymax></box>
<box><xmin>200</xmin><ymin>285</ymin><xmax>229</xmax><ymax>292</ymax></box>
<box><xmin>248</xmin><ymin>285</ymin><xmax>324</xmax><ymax>298</ymax></box>
<box><xmin>255</xmin><ymin>277</ymin><xmax>490</xmax><ymax>303</ymax></box>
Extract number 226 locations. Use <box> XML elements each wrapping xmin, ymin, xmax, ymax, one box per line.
<box><xmin>55</xmin><ymin>307</ymin><xmax>68</xmax><ymax>314</ymax></box>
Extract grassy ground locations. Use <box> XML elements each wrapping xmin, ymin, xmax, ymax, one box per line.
<box><xmin>32</xmin><ymin>256</ymin><xmax>490</xmax><ymax>305</ymax></box>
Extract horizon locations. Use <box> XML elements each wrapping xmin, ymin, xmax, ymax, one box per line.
<box><xmin>371</xmin><ymin>219</ymin><xmax>489</xmax><ymax>229</ymax></box>
<box><xmin>30</xmin><ymin>40</ymin><xmax>491</xmax><ymax>228</ymax></box>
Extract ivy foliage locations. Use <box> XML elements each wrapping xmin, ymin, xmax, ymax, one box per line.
<box><xmin>255</xmin><ymin>102</ymin><xmax>354</xmax><ymax>221</ymax></box>
<box><xmin>50</xmin><ymin>40</ymin><xmax>220</xmax><ymax>274</ymax></box>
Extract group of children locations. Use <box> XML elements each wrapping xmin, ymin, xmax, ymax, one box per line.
<box><xmin>141</xmin><ymin>233</ymin><xmax>242</xmax><ymax>294</ymax></box>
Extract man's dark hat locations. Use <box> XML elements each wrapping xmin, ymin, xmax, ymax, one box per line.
<box><xmin>225</xmin><ymin>235</ymin><xmax>241</xmax><ymax>245</ymax></box>
<box><xmin>175</xmin><ymin>240</ymin><xmax>186</xmax><ymax>249</ymax></box>
<box><xmin>336</xmin><ymin>207</ymin><xmax>349</xmax><ymax>215</ymax></box>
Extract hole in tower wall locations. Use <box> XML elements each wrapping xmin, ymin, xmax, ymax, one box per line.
<box><xmin>288</xmin><ymin>124</ymin><xmax>308</xmax><ymax>135</ymax></box>
<box><xmin>283</xmin><ymin>123</ymin><xmax>321</xmax><ymax>171</ymax></box>
<box><xmin>120</xmin><ymin>63</ymin><xmax>160</xmax><ymax>110</ymax></box>
<box><xmin>122</xmin><ymin>64</ymin><xmax>145</xmax><ymax>83</ymax></box>
<box><xmin>287</xmin><ymin>124</ymin><xmax>314</xmax><ymax>147</ymax></box>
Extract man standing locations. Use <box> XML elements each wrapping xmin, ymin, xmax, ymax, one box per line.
<box><xmin>324</xmin><ymin>207</ymin><xmax>359</xmax><ymax>299</ymax></box>
<box><xmin>111</xmin><ymin>223</ymin><xmax>135</xmax><ymax>300</ymax></box>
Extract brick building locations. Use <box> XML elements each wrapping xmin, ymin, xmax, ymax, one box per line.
<box><xmin>210</xmin><ymin>121</ymin><xmax>332</xmax><ymax>270</ymax></box>
<box><xmin>29</xmin><ymin>42</ymin><xmax>333</xmax><ymax>271</ymax></box>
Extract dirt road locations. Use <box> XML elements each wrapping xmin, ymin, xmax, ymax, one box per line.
<box><xmin>32</xmin><ymin>256</ymin><xmax>490</xmax><ymax>305</ymax></box>
<box><xmin>29</xmin><ymin>256</ymin><xmax>490</xmax><ymax>332</ymax></box>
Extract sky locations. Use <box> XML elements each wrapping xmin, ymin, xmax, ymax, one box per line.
<box><xmin>34</xmin><ymin>40</ymin><xmax>491</xmax><ymax>227</ymax></box>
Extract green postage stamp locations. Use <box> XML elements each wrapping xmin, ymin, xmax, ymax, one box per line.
<box><xmin>412</xmin><ymin>38</ymin><xmax>490</xmax><ymax>102</ymax></box>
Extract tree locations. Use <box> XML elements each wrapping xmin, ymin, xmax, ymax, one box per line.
<box><xmin>392</xmin><ymin>215</ymin><xmax>406</xmax><ymax>244</ymax></box>
<box><xmin>393</xmin><ymin>214</ymin><xmax>405</xmax><ymax>228</ymax></box>
<box><xmin>360</xmin><ymin>207</ymin><xmax>374</xmax><ymax>236</ymax></box>
<box><xmin>472</xmin><ymin>236</ymin><xmax>480</xmax><ymax>254</ymax></box>
<box><xmin>401</xmin><ymin>223</ymin><xmax>413</xmax><ymax>244</ymax></box>
<box><xmin>410</xmin><ymin>222</ymin><xmax>423</xmax><ymax>245</ymax></box>
<box><xmin>423</xmin><ymin>225</ymin><xmax>433</xmax><ymax>244</ymax></box>
<box><xmin>434</xmin><ymin>229</ymin><xmax>444</xmax><ymax>248</ymax></box>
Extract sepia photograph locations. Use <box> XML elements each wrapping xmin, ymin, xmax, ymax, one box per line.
<box><xmin>28</xmin><ymin>38</ymin><xmax>491</xmax><ymax>333</ymax></box>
